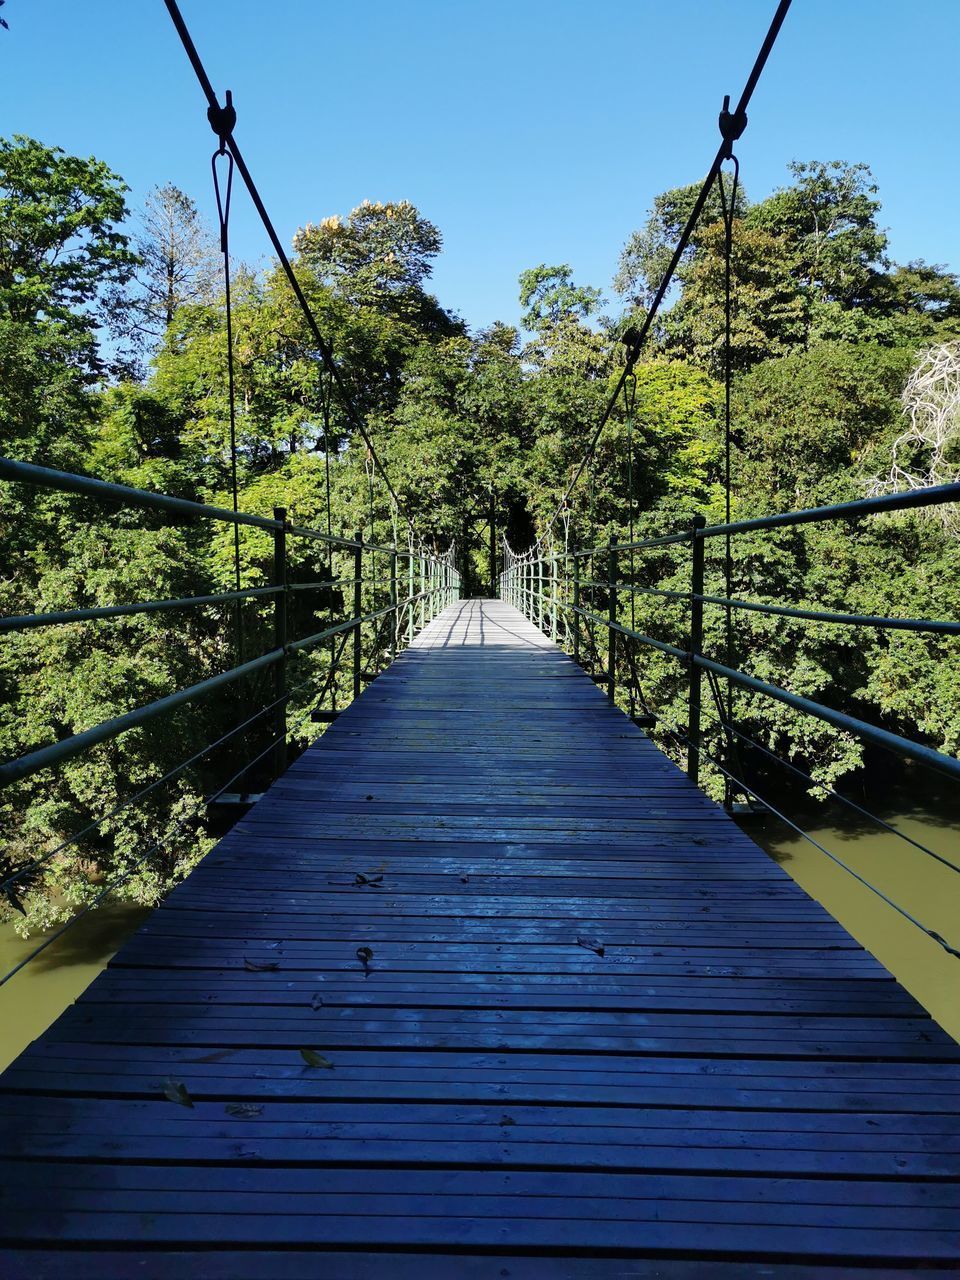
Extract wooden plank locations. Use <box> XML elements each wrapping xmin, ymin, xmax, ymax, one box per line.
<box><xmin>0</xmin><ymin>1254</ymin><xmax>938</xmax><ymax>1280</ymax></box>
<box><xmin>0</xmin><ymin>598</ymin><xmax>958</xmax><ymax>1272</ymax></box>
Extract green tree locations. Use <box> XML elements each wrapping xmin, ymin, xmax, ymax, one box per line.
<box><xmin>519</xmin><ymin>264</ymin><xmax>603</xmax><ymax>331</ymax></box>
<box><xmin>733</xmin><ymin>340</ymin><xmax>913</xmax><ymax>507</ymax></box>
<box><xmin>748</xmin><ymin>161</ymin><xmax>888</xmax><ymax>310</ymax></box>
<box><xmin>293</xmin><ymin>199</ymin><xmax>459</xmax><ymax>336</ymax></box>
<box><xmin>0</xmin><ymin>135</ymin><xmax>137</xmax><ymax>378</ymax></box>
<box><xmin>662</xmin><ymin>219</ymin><xmax>808</xmax><ymax>373</ymax></box>
<box><xmin>614</xmin><ymin>180</ymin><xmax>748</xmax><ymax>308</ymax></box>
<box><xmin>120</xmin><ymin>183</ymin><xmax>219</xmax><ymax>351</ymax></box>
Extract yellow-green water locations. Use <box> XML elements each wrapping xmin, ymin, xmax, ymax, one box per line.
<box><xmin>747</xmin><ymin>789</ymin><xmax>960</xmax><ymax>1043</ymax></box>
<box><xmin>0</xmin><ymin>904</ymin><xmax>149</xmax><ymax>1071</ymax></box>
<box><xmin>0</xmin><ymin>793</ymin><xmax>957</xmax><ymax>1072</ymax></box>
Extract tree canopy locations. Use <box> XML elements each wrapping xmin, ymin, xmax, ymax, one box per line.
<box><xmin>2</xmin><ymin>137</ymin><xmax>959</xmax><ymax>931</ymax></box>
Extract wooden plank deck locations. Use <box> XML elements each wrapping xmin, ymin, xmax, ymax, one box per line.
<box><xmin>1</xmin><ymin>598</ymin><xmax>959</xmax><ymax>1276</ymax></box>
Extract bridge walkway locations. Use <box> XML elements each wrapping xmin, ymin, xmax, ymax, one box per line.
<box><xmin>1</xmin><ymin>599</ymin><xmax>958</xmax><ymax>1275</ymax></box>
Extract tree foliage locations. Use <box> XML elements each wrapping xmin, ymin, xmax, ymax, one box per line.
<box><xmin>2</xmin><ymin>136</ymin><xmax>959</xmax><ymax>930</ymax></box>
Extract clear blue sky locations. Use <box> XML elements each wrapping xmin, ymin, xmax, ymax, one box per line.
<box><xmin>3</xmin><ymin>0</ymin><xmax>959</xmax><ymax>332</ymax></box>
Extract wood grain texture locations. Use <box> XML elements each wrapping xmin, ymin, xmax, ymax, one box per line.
<box><xmin>1</xmin><ymin>598</ymin><xmax>958</xmax><ymax>1274</ymax></box>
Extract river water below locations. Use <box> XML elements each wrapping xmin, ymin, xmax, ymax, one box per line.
<box><xmin>743</xmin><ymin>781</ymin><xmax>960</xmax><ymax>1043</ymax></box>
<box><xmin>0</xmin><ymin>903</ymin><xmax>150</xmax><ymax>1071</ymax></box>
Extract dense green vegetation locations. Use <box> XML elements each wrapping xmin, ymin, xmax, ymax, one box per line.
<box><xmin>2</xmin><ymin>134</ymin><xmax>959</xmax><ymax>932</ymax></box>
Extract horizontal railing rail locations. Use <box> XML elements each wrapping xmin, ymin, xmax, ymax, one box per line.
<box><xmin>502</xmin><ymin>480</ymin><xmax>960</xmax><ymax>958</ymax></box>
<box><xmin>0</xmin><ymin>456</ymin><xmax>460</xmax><ymax>976</ymax></box>
<box><xmin>0</xmin><ymin>456</ymin><xmax>282</xmax><ymax>530</ymax></box>
<box><xmin>0</xmin><ymin>586</ymin><xmax>282</xmax><ymax>634</ymax></box>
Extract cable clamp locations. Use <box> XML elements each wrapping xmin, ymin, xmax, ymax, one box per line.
<box><xmin>718</xmin><ymin>93</ymin><xmax>747</xmax><ymax>160</ymax></box>
<box><xmin>621</xmin><ymin>325</ymin><xmax>642</xmax><ymax>364</ymax></box>
<box><xmin>207</xmin><ymin>89</ymin><xmax>236</xmax><ymax>152</ymax></box>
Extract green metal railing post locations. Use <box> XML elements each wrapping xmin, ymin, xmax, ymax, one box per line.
<box><xmin>353</xmin><ymin>531</ymin><xmax>363</xmax><ymax>700</ymax></box>
<box><xmin>687</xmin><ymin>516</ymin><xmax>707</xmax><ymax>784</ymax></box>
<box><xmin>550</xmin><ymin>554</ymin><xmax>558</xmax><ymax>642</ymax></box>
<box><xmin>388</xmin><ymin>550</ymin><xmax>397</xmax><ymax>661</ymax></box>
<box><xmin>272</xmin><ymin>506</ymin><xmax>288</xmax><ymax>780</ymax></box>
<box><xmin>407</xmin><ymin>553</ymin><xmax>415</xmax><ymax>644</ymax></box>
<box><xmin>572</xmin><ymin>545</ymin><xmax>580</xmax><ymax>666</ymax></box>
<box><xmin>607</xmin><ymin>539</ymin><xmax>618</xmax><ymax>704</ymax></box>
<box><xmin>489</xmin><ymin>491</ymin><xmax>497</xmax><ymax>598</ymax></box>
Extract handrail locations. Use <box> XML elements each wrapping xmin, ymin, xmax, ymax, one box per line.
<box><xmin>0</xmin><ymin>586</ymin><xmax>282</xmax><ymax>633</ymax></box>
<box><xmin>0</xmin><ymin>456</ymin><xmax>281</xmax><ymax>530</ymax></box>
<box><xmin>577</xmin><ymin>580</ymin><xmax>690</xmax><ymax>603</ymax></box>
<box><xmin>502</xmin><ymin>481</ymin><xmax>960</xmax><ymax>948</ymax></box>
<box><xmin>1</xmin><ymin>456</ymin><xmax>460</xmax><ymax>809</ymax></box>
<box><xmin>695</xmin><ymin>592</ymin><xmax>960</xmax><ymax>635</ymax></box>
<box><xmin>0</xmin><ymin>582</ymin><xmax>452</xmax><ymax>789</ymax></box>
<box><xmin>693</xmin><ymin>650</ymin><xmax>960</xmax><ymax>782</ymax></box>
<box><xmin>503</xmin><ymin>506</ymin><xmax>960</xmax><ymax>957</ymax></box>
<box><xmin>286</xmin><ymin>591</ymin><xmax>434</xmax><ymax>655</ymax></box>
<box><xmin>0</xmin><ymin>455</ymin><xmax>450</xmax><ymax>563</ymax></box>
<box><xmin>0</xmin><ymin>634</ymin><xmax>347</xmax><ymax>898</ymax></box>
<box><xmin>0</xmin><ymin>645</ymin><xmax>284</xmax><ymax>787</ymax></box>
<box><xmin>699</xmin><ymin>481</ymin><xmax>960</xmax><ymax>538</ymax></box>
<box><xmin>0</xmin><ymin>576</ymin><xmax>418</xmax><ymax>633</ymax></box>
<box><xmin>519</xmin><ymin>577</ymin><xmax>960</xmax><ymax>782</ymax></box>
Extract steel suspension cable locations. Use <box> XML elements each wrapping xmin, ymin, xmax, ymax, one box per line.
<box><xmin>716</xmin><ymin>155</ymin><xmax>741</xmax><ymax>805</ymax></box>
<box><xmin>163</xmin><ymin>0</ymin><xmax>412</xmax><ymax>537</ymax></box>
<box><xmin>318</xmin><ymin>368</ymin><xmax>338</xmax><ymax>711</ymax></box>
<box><xmin>535</xmin><ymin>0</ymin><xmax>792</xmax><ymax>548</ymax></box>
<box><xmin>624</xmin><ymin>371</ymin><xmax>637</xmax><ymax>634</ymax></box>
<box><xmin>210</xmin><ymin>118</ymin><xmax>244</xmax><ymax>661</ymax></box>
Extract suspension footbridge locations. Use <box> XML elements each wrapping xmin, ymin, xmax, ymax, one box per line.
<box><xmin>2</xmin><ymin>598</ymin><xmax>959</xmax><ymax>1273</ymax></box>
<box><xmin>2</xmin><ymin>0</ymin><xmax>959</xmax><ymax>1270</ymax></box>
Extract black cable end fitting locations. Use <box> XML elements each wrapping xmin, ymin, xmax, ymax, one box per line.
<box><xmin>718</xmin><ymin>93</ymin><xmax>747</xmax><ymax>160</ymax></box>
<box><xmin>621</xmin><ymin>325</ymin><xmax>642</xmax><ymax>362</ymax></box>
<box><xmin>207</xmin><ymin>88</ymin><xmax>237</xmax><ymax>150</ymax></box>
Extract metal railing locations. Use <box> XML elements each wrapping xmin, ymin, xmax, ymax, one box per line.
<box><xmin>0</xmin><ymin>456</ymin><xmax>459</xmax><ymax>975</ymax></box>
<box><xmin>502</xmin><ymin>481</ymin><xmax>960</xmax><ymax>958</ymax></box>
